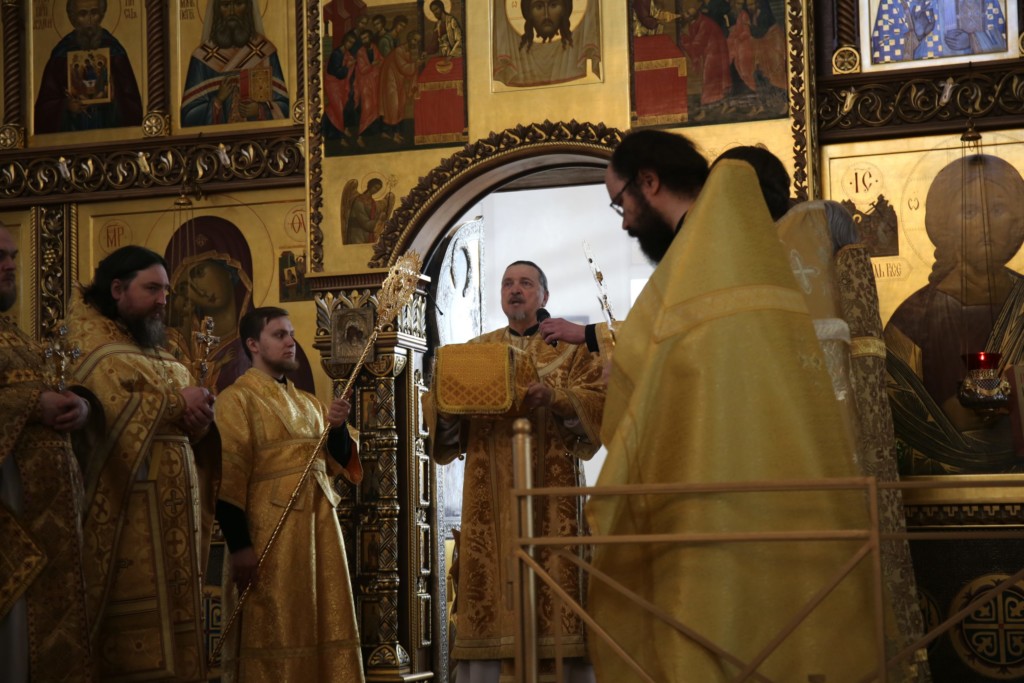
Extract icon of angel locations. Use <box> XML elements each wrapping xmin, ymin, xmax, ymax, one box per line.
<box><xmin>342</xmin><ymin>176</ymin><xmax>395</xmax><ymax>244</ymax></box>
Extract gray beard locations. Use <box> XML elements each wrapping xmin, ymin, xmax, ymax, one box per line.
<box><xmin>213</xmin><ymin>19</ymin><xmax>253</xmax><ymax>48</ymax></box>
<box><xmin>123</xmin><ymin>315</ymin><xmax>167</xmax><ymax>349</ymax></box>
<box><xmin>76</xmin><ymin>26</ymin><xmax>103</xmax><ymax>50</ymax></box>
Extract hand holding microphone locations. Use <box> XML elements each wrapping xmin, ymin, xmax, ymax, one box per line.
<box><xmin>536</xmin><ymin>308</ymin><xmax>556</xmax><ymax>347</ymax></box>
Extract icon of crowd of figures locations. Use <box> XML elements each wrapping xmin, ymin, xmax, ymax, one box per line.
<box><xmin>630</xmin><ymin>0</ymin><xmax>789</xmax><ymax>127</ymax></box>
<box><xmin>322</xmin><ymin>0</ymin><xmax>469</xmax><ymax>156</ymax></box>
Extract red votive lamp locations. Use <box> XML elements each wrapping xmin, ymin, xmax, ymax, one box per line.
<box><xmin>966</xmin><ymin>351</ymin><xmax>1001</xmax><ymax>370</ymax></box>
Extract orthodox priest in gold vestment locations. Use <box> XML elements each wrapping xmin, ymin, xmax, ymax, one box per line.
<box><xmin>214</xmin><ymin>307</ymin><xmax>364</xmax><ymax>682</ymax></box>
<box><xmin>67</xmin><ymin>246</ymin><xmax>218</xmax><ymax>682</ymax></box>
<box><xmin>0</xmin><ymin>225</ymin><xmax>93</xmax><ymax>682</ymax></box>
<box><xmin>427</xmin><ymin>261</ymin><xmax>605</xmax><ymax>683</ymax></box>
<box><xmin>588</xmin><ymin>138</ymin><xmax>880</xmax><ymax>682</ymax></box>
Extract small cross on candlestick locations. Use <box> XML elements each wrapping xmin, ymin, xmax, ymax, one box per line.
<box><xmin>43</xmin><ymin>323</ymin><xmax>81</xmax><ymax>392</ymax></box>
<box><xmin>193</xmin><ymin>316</ymin><xmax>221</xmax><ymax>385</ymax></box>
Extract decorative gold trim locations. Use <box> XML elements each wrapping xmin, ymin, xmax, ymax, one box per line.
<box><xmin>902</xmin><ymin>475</ymin><xmax>1024</xmax><ymax>506</ymax></box>
<box><xmin>832</xmin><ymin>46</ymin><xmax>861</xmax><ymax>75</ymax></box>
<box><xmin>0</xmin><ymin>132</ymin><xmax>303</xmax><ymax>206</ymax></box>
<box><xmin>142</xmin><ymin>111</ymin><xmax>170</xmax><ymax>138</ymax></box>
<box><xmin>786</xmin><ymin>0</ymin><xmax>816</xmax><ymax>200</ymax></box>
<box><xmin>0</xmin><ymin>124</ymin><xmax>25</xmax><ymax>149</ymax></box>
<box><xmin>819</xmin><ymin>66</ymin><xmax>1024</xmax><ymax>141</ymax></box>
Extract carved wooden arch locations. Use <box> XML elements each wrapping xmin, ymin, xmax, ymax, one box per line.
<box><xmin>369</xmin><ymin>120</ymin><xmax>626</xmax><ymax>268</ymax></box>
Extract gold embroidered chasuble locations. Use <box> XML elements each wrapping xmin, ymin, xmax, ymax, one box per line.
<box><xmin>0</xmin><ymin>318</ymin><xmax>93</xmax><ymax>681</ymax></box>
<box><xmin>429</xmin><ymin>328</ymin><xmax>605</xmax><ymax>670</ymax></box>
<box><xmin>215</xmin><ymin>368</ymin><xmax>364</xmax><ymax>682</ymax></box>
<box><xmin>66</xmin><ymin>296</ymin><xmax>212</xmax><ymax>682</ymax></box>
<box><xmin>777</xmin><ymin>202</ymin><xmax>928</xmax><ymax>678</ymax></box>
<box><xmin>587</xmin><ymin>161</ymin><xmax>879</xmax><ymax>682</ymax></box>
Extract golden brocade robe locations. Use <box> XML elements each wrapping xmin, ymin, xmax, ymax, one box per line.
<box><xmin>66</xmin><ymin>296</ymin><xmax>213</xmax><ymax>682</ymax></box>
<box><xmin>587</xmin><ymin>160</ymin><xmax>879</xmax><ymax>682</ymax></box>
<box><xmin>215</xmin><ymin>368</ymin><xmax>364</xmax><ymax>682</ymax></box>
<box><xmin>0</xmin><ymin>317</ymin><xmax>92</xmax><ymax>681</ymax></box>
<box><xmin>778</xmin><ymin>202</ymin><xmax>929</xmax><ymax>679</ymax></box>
<box><xmin>428</xmin><ymin>329</ymin><xmax>605</xmax><ymax>672</ymax></box>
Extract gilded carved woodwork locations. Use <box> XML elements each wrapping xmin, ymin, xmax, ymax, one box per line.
<box><xmin>821</xmin><ymin>0</ymin><xmax>1024</xmax><ymax>141</ymax></box>
<box><xmin>312</xmin><ymin>274</ymin><xmax>430</xmax><ymax>680</ymax></box>
<box><xmin>0</xmin><ymin>132</ymin><xmax>304</xmax><ymax>206</ymax></box>
<box><xmin>302</xmin><ymin>0</ymin><xmax>326</xmax><ymax>272</ymax></box>
<box><xmin>819</xmin><ymin>67</ymin><xmax>1024</xmax><ymax>141</ymax></box>
<box><xmin>33</xmin><ymin>203</ymin><xmax>76</xmax><ymax>339</ymax></box>
<box><xmin>787</xmin><ymin>0</ymin><xmax>816</xmax><ymax>199</ymax></box>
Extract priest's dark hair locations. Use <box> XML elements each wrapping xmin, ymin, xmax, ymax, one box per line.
<box><xmin>83</xmin><ymin>245</ymin><xmax>167</xmax><ymax>321</ymax></box>
<box><xmin>240</xmin><ymin>306</ymin><xmax>290</xmax><ymax>360</ymax></box>
<box><xmin>506</xmin><ymin>260</ymin><xmax>548</xmax><ymax>293</ymax></box>
<box><xmin>611</xmin><ymin>129</ymin><xmax>708</xmax><ymax>200</ymax></box>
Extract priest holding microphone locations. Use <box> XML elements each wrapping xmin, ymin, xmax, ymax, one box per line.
<box><xmin>425</xmin><ymin>260</ymin><xmax>606</xmax><ymax>683</ymax></box>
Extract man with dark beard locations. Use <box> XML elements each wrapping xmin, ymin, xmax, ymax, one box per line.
<box><xmin>539</xmin><ymin>130</ymin><xmax>706</xmax><ymax>353</ymax></box>
<box><xmin>214</xmin><ymin>307</ymin><xmax>364</xmax><ymax>681</ymax></box>
<box><xmin>181</xmin><ymin>0</ymin><xmax>290</xmax><ymax>126</ymax></box>
<box><xmin>34</xmin><ymin>0</ymin><xmax>143</xmax><ymax>133</ymax></box>
<box><xmin>0</xmin><ymin>223</ymin><xmax>93</xmax><ymax>682</ymax></box>
<box><xmin>66</xmin><ymin>246</ymin><xmax>218</xmax><ymax>682</ymax></box>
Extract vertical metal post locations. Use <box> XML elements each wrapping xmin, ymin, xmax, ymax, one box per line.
<box><xmin>513</xmin><ymin>418</ymin><xmax>538</xmax><ymax>683</ymax></box>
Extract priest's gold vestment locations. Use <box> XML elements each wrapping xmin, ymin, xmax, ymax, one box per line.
<box><xmin>67</xmin><ymin>296</ymin><xmax>213</xmax><ymax>682</ymax></box>
<box><xmin>215</xmin><ymin>368</ymin><xmax>364</xmax><ymax>682</ymax></box>
<box><xmin>587</xmin><ymin>160</ymin><xmax>879</xmax><ymax>682</ymax></box>
<box><xmin>0</xmin><ymin>317</ymin><xmax>92</xmax><ymax>681</ymax></box>
<box><xmin>429</xmin><ymin>329</ymin><xmax>605</xmax><ymax>672</ymax></box>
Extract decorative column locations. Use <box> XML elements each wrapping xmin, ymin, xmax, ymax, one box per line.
<box><xmin>1</xmin><ymin>0</ymin><xmax>26</xmax><ymax>149</ymax></box>
<box><xmin>311</xmin><ymin>271</ymin><xmax>434</xmax><ymax>682</ymax></box>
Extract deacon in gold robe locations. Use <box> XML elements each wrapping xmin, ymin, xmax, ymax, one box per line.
<box><xmin>587</xmin><ymin>131</ymin><xmax>880</xmax><ymax>682</ymax></box>
<box><xmin>0</xmin><ymin>224</ymin><xmax>93</xmax><ymax>682</ymax></box>
<box><xmin>67</xmin><ymin>246</ymin><xmax>217</xmax><ymax>682</ymax></box>
<box><xmin>214</xmin><ymin>306</ymin><xmax>364</xmax><ymax>682</ymax></box>
<box><xmin>427</xmin><ymin>261</ymin><xmax>606</xmax><ymax>683</ymax></box>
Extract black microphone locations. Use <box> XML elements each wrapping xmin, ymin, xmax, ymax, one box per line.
<box><xmin>536</xmin><ymin>308</ymin><xmax>556</xmax><ymax>347</ymax></box>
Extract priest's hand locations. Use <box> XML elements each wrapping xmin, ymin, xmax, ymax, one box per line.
<box><xmin>539</xmin><ymin>317</ymin><xmax>586</xmax><ymax>345</ymax></box>
<box><xmin>327</xmin><ymin>396</ymin><xmax>352</xmax><ymax>428</ymax></box>
<box><xmin>230</xmin><ymin>546</ymin><xmax>259</xmax><ymax>593</ymax></box>
<box><xmin>181</xmin><ymin>386</ymin><xmax>215</xmax><ymax>433</ymax></box>
<box><xmin>39</xmin><ymin>390</ymin><xmax>90</xmax><ymax>432</ymax></box>
<box><xmin>523</xmin><ymin>382</ymin><xmax>553</xmax><ymax>410</ymax></box>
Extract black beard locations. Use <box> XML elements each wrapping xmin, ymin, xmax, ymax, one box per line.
<box><xmin>629</xmin><ymin>195</ymin><xmax>676</xmax><ymax>264</ymax></box>
<box><xmin>0</xmin><ymin>286</ymin><xmax>15</xmax><ymax>313</ymax></box>
<box><xmin>75</xmin><ymin>25</ymin><xmax>103</xmax><ymax>50</ymax></box>
<box><xmin>213</xmin><ymin>17</ymin><xmax>253</xmax><ymax>48</ymax></box>
<box><xmin>123</xmin><ymin>315</ymin><xmax>167</xmax><ymax>349</ymax></box>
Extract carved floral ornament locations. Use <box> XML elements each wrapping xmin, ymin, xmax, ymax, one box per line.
<box><xmin>0</xmin><ymin>134</ymin><xmax>304</xmax><ymax>204</ymax></box>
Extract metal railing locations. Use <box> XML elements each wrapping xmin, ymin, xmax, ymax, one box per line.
<box><xmin>509</xmin><ymin>418</ymin><xmax>1024</xmax><ymax>683</ymax></box>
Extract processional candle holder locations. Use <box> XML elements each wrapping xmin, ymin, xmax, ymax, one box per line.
<box><xmin>957</xmin><ymin>351</ymin><xmax>1011</xmax><ymax>413</ymax></box>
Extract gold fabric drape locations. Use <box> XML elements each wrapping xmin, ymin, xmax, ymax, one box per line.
<box><xmin>587</xmin><ymin>160</ymin><xmax>879</xmax><ymax>683</ymax></box>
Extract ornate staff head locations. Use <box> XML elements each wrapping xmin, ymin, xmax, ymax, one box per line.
<box><xmin>42</xmin><ymin>322</ymin><xmax>81</xmax><ymax>392</ymax></box>
<box><xmin>338</xmin><ymin>252</ymin><xmax>423</xmax><ymax>397</ymax></box>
